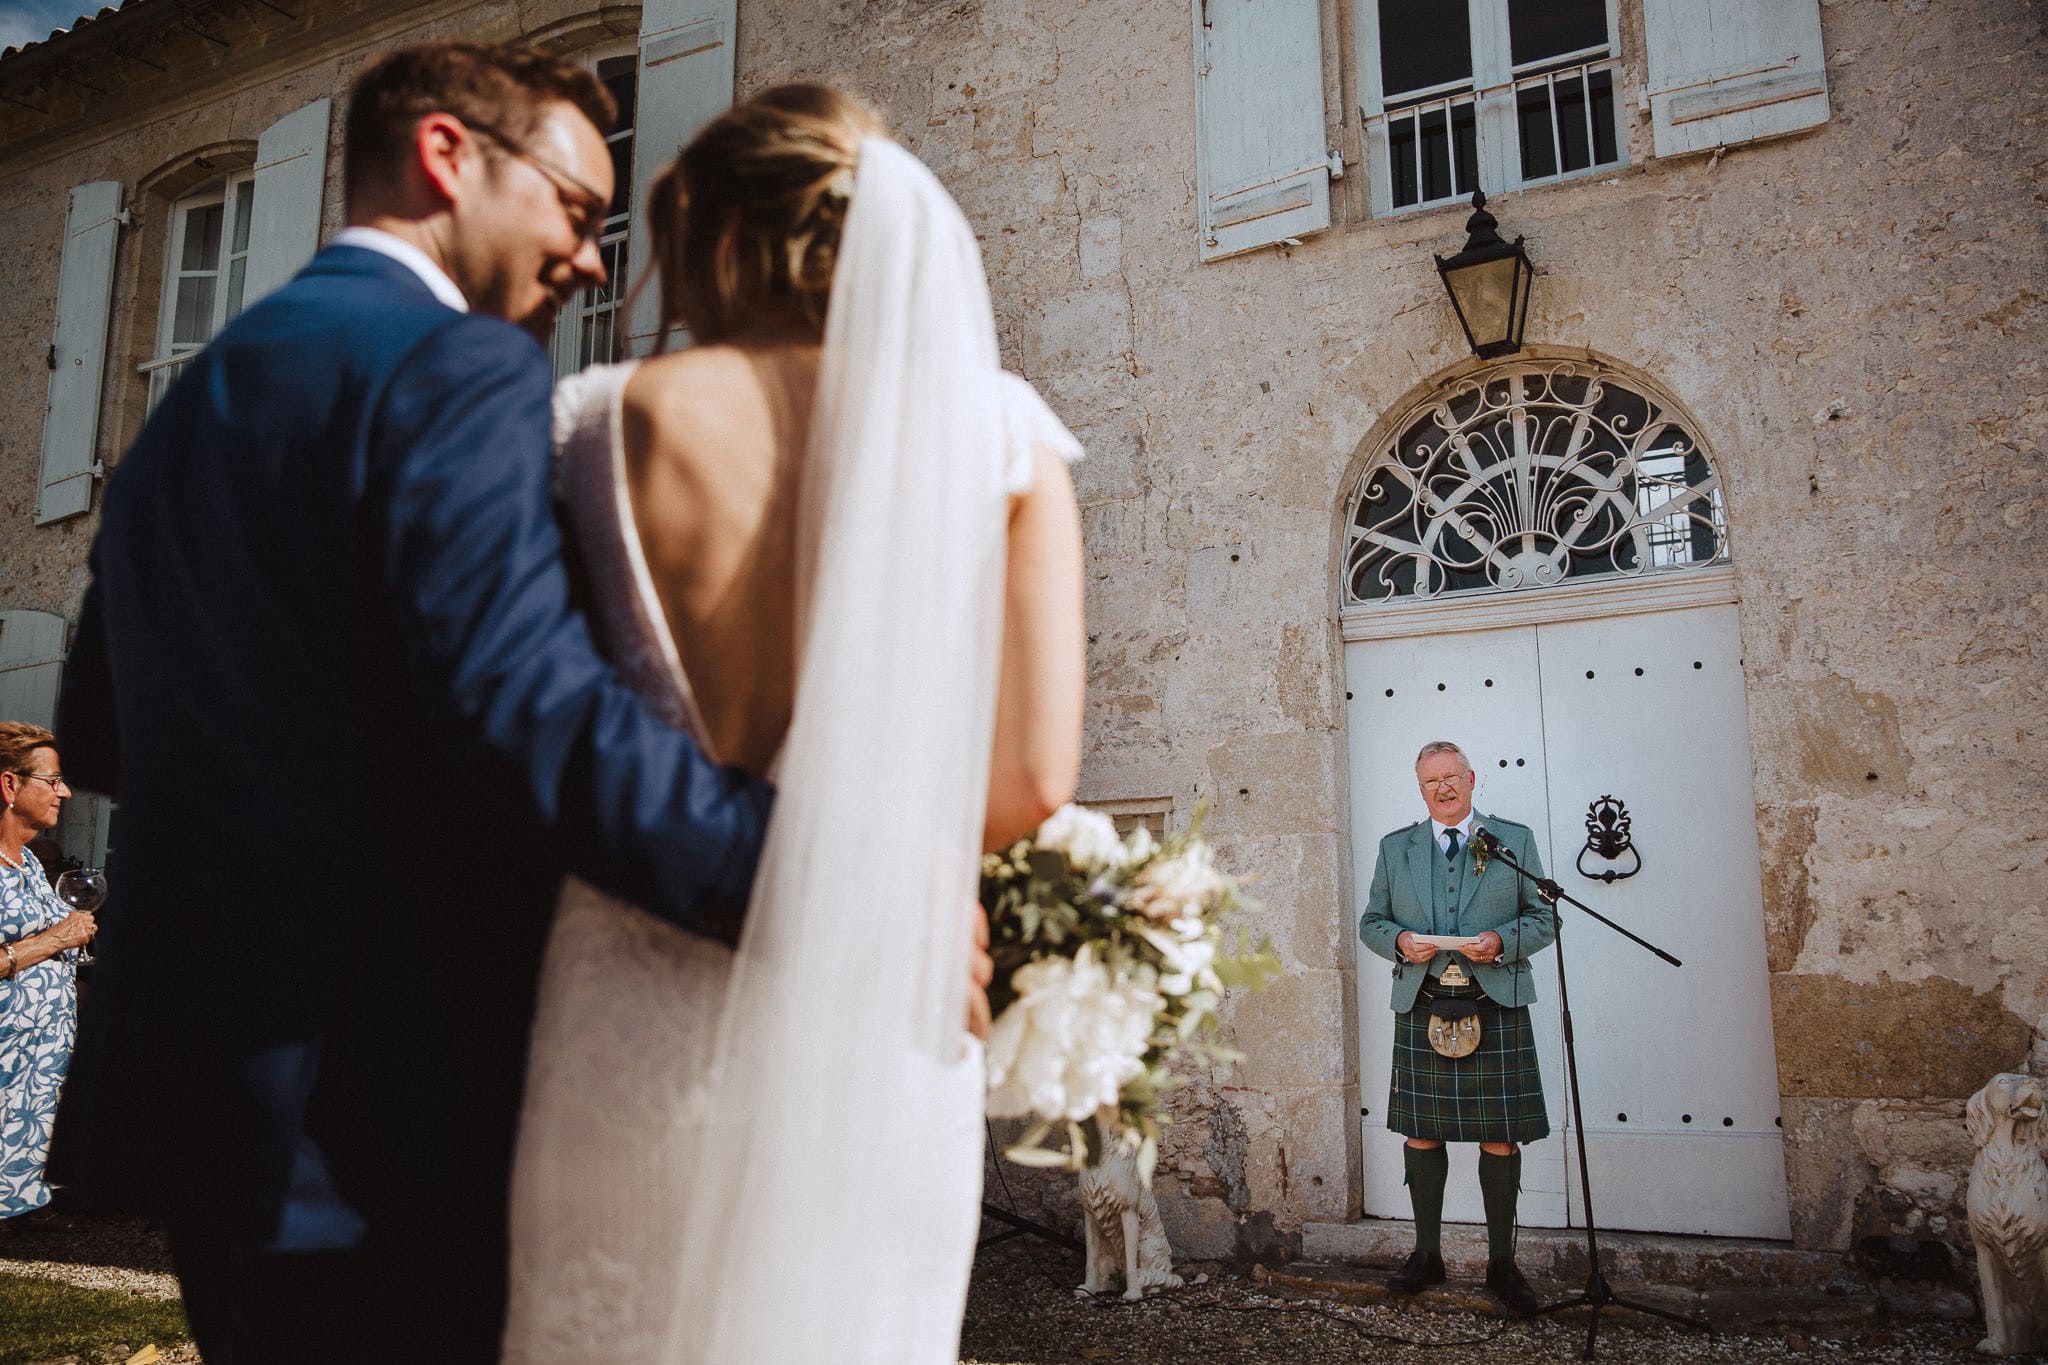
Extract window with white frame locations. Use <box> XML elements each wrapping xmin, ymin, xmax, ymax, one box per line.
<box><xmin>551</xmin><ymin>50</ymin><xmax>638</xmax><ymax>377</ymax></box>
<box><xmin>142</xmin><ymin>173</ymin><xmax>256</xmax><ymax>410</ymax></box>
<box><xmin>1359</xmin><ymin>0</ymin><xmax>1624</xmax><ymax>216</ymax></box>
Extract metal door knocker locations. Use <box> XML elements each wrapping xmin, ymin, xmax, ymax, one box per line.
<box><xmin>1576</xmin><ymin>795</ymin><xmax>1642</xmax><ymax>882</ymax></box>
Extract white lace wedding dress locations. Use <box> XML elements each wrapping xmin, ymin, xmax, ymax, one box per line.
<box><xmin>501</xmin><ymin>139</ymin><xmax>1081</xmax><ymax>1365</ymax></box>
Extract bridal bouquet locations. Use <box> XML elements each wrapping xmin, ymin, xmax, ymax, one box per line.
<box><xmin>981</xmin><ymin>803</ymin><xmax>1281</xmax><ymax>1172</ymax></box>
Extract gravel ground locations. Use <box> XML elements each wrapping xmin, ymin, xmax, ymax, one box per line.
<box><xmin>0</xmin><ymin>1211</ymin><xmax>178</xmax><ymax>1301</ymax></box>
<box><xmin>0</xmin><ymin>1211</ymin><xmax>2008</xmax><ymax>1364</ymax></box>
<box><xmin>958</xmin><ymin>1240</ymin><xmax>2002</xmax><ymax>1365</ymax></box>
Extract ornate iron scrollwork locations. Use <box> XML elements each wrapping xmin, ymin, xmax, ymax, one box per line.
<box><xmin>1343</xmin><ymin>362</ymin><xmax>1728</xmax><ymax>605</ymax></box>
<box><xmin>1576</xmin><ymin>795</ymin><xmax>1641</xmax><ymax>883</ymax></box>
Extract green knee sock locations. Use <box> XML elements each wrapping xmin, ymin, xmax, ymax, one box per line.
<box><xmin>1403</xmin><ymin>1144</ymin><xmax>1449</xmax><ymax>1256</ymax></box>
<box><xmin>1478</xmin><ymin>1148</ymin><xmax>1522</xmax><ymax>1262</ymax></box>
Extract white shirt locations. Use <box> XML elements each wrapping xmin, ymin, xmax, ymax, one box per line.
<box><xmin>331</xmin><ymin>226</ymin><xmax>469</xmax><ymax>313</ymax></box>
<box><xmin>1431</xmin><ymin>813</ymin><xmax>1475</xmax><ymax>856</ymax></box>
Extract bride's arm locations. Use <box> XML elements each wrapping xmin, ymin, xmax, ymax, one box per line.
<box><xmin>984</xmin><ymin>442</ymin><xmax>1085</xmax><ymax>850</ymax></box>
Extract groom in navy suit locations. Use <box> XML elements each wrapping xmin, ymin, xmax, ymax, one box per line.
<box><xmin>50</xmin><ymin>43</ymin><xmax>772</xmax><ymax>1363</ymax></box>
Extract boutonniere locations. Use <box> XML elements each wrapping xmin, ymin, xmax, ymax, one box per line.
<box><xmin>1471</xmin><ymin>835</ymin><xmax>1490</xmax><ymax>875</ymax></box>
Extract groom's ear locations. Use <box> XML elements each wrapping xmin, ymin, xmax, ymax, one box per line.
<box><xmin>414</xmin><ymin>112</ymin><xmax>476</xmax><ymax>208</ymax></box>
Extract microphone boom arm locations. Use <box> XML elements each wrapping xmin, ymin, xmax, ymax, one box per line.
<box><xmin>1473</xmin><ymin>828</ymin><xmax>1681</xmax><ymax>968</ymax></box>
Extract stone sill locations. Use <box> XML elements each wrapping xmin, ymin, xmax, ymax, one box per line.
<box><xmin>1304</xmin><ymin>1218</ymin><xmax>1843</xmax><ymax>1288</ymax></box>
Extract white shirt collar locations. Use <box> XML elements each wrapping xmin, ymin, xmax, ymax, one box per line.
<box><xmin>332</xmin><ymin>226</ymin><xmax>469</xmax><ymax>313</ymax></box>
<box><xmin>1432</xmin><ymin>813</ymin><xmax>1475</xmax><ymax>847</ymax></box>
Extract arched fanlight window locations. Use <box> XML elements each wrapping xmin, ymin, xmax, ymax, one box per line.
<box><xmin>1343</xmin><ymin>362</ymin><xmax>1728</xmax><ymax>605</ymax></box>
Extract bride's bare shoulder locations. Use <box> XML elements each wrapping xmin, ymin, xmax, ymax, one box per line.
<box><xmin>624</xmin><ymin>346</ymin><xmax>758</xmax><ymax>430</ymax></box>
<box><xmin>622</xmin><ymin>344</ymin><xmax>818</xmax><ymax>460</ymax></box>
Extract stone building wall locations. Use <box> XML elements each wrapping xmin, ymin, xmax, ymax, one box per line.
<box><xmin>741</xmin><ymin>0</ymin><xmax>2048</xmax><ymax>1260</ymax></box>
<box><xmin>0</xmin><ymin>0</ymin><xmax>2041</xmax><ymax>1263</ymax></box>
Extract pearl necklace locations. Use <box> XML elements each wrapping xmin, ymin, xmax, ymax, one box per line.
<box><xmin>0</xmin><ymin>847</ymin><xmax>22</xmax><ymax>872</ymax></box>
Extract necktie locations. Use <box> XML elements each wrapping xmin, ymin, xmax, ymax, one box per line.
<box><xmin>1444</xmin><ymin>828</ymin><xmax>1461</xmax><ymax>862</ymax></box>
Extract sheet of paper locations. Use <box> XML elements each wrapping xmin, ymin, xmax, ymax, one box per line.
<box><xmin>1410</xmin><ymin>933</ymin><xmax>1486</xmax><ymax>950</ymax></box>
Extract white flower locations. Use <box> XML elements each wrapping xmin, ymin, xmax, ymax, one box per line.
<box><xmin>1127</xmin><ymin>841</ymin><xmax>1228</xmax><ymax>923</ymax></box>
<box><xmin>1137</xmin><ymin>925</ymin><xmax>1221</xmax><ymax>997</ymax></box>
<box><xmin>1123</xmin><ymin>824</ymin><xmax>1158</xmax><ymax>865</ymax></box>
<box><xmin>985</xmin><ymin>944</ymin><xmax>1162</xmax><ymax>1122</ymax></box>
<box><xmin>1034</xmin><ymin>804</ymin><xmax>1127</xmax><ymax>872</ymax></box>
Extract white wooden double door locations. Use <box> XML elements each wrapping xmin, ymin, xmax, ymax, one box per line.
<box><xmin>1346</xmin><ymin>600</ymin><xmax>1790</xmax><ymax>1238</ymax></box>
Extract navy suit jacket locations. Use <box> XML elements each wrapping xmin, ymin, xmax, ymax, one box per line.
<box><xmin>50</xmin><ymin>246</ymin><xmax>773</xmax><ymax>1252</ymax></box>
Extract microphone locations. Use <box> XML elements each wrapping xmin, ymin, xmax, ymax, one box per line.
<box><xmin>1471</xmin><ymin>826</ymin><xmax>1503</xmax><ymax>855</ymax></box>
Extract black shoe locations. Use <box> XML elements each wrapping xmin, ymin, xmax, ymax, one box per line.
<box><xmin>1387</xmin><ymin>1249</ymin><xmax>1446</xmax><ymax>1293</ymax></box>
<box><xmin>1485</xmin><ymin>1257</ymin><xmax>1541</xmax><ymax>1316</ymax></box>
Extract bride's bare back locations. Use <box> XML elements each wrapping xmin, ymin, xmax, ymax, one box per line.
<box><xmin>620</xmin><ymin>342</ymin><xmax>819</xmax><ymax>778</ymax></box>
<box><xmin>619</xmin><ymin>341</ymin><xmax>1086</xmax><ymax>849</ymax></box>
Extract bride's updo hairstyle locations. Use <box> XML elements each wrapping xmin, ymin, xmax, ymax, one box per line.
<box><xmin>650</xmin><ymin>82</ymin><xmax>887</xmax><ymax>346</ymax></box>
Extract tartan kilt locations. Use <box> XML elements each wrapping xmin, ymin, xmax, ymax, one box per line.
<box><xmin>1387</xmin><ymin>981</ymin><xmax>1550</xmax><ymax>1144</ymax></box>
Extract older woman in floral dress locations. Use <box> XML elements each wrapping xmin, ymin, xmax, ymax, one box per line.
<box><xmin>0</xmin><ymin>722</ymin><xmax>97</xmax><ymax>1218</ymax></box>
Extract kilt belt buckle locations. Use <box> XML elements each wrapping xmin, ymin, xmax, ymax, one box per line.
<box><xmin>1421</xmin><ymin>989</ymin><xmax>1482</xmax><ymax>1060</ymax></box>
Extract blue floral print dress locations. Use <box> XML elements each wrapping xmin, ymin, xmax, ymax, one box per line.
<box><xmin>0</xmin><ymin>849</ymin><xmax>78</xmax><ymax>1215</ymax></box>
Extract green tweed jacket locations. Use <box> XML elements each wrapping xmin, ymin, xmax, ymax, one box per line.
<box><xmin>1357</xmin><ymin>813</ymin><xmax>1556</xmax><ymax>1013</ymax></box>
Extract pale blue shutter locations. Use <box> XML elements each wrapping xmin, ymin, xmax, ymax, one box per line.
<box><xmin>1641</xmin><ymin>0</ymin><xmax>1829</xmax><ymax>159</ymax></box>
<box><xmin>0</xmin><ymin>611</ymin><xmax>65</xmax><ymax>728</ymax></box>
<box><xmin>1192</xmin><ymin>0</ymin><xmax>1334</xmax><ymax>262</ymax></box>
<box><xmin>37</xmin><ymin>181</ymin><xmax>123</xmax><ymax>525</ymax></box>
<box><xmin>624</xmin><ymin>0</ymin><xmax>736</xmax><ymax>353</ymax></box>
<box><xmin>243</xmin><ymin>98</ymin><xmax>332</xmax><ymax>305</ymax></box>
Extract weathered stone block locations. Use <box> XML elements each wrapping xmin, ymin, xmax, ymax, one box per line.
<box><xmin>1773</xmin><ymin>973</ymin><xmax>2031</xmax><ymax>1098</ymax></box>
<box><xmin>1203</xmin><ymin>731</ymin><xmax>1342</xmax><ymax>840</ymax></box>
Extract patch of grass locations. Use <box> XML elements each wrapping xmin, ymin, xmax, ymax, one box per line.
<box><xmin>0</xmin><ymin>1271</ymin><xmax>188</xmax><ymax>1365</ymax></box>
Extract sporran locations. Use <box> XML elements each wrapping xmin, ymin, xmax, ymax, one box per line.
<box><xmin>1423</xmin><ymin>996</ymin><xmax>1482</xmax><ymax>1060</ymax></box>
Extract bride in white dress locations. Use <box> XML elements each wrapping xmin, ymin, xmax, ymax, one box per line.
<box><xmin>501</xmin><ymin>86</ymin><xmax>1086</xmax><ymax>1363</ymax></box>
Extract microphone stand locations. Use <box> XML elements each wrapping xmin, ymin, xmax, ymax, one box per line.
<box><xmin>1472</xmin><ymin>829</ymin><xmax>1710</xmax><ymax>1360</ymax></box>
<box><xmin>980</xmin><ymin>1120</ymin><xmax>1085</xmax><ymax>1255</ymax></box>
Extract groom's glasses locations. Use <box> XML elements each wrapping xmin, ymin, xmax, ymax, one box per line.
<box><xmin>463</xmin><ymin>119</ymin><xmax>610</xmax><ymax>245</ymax></box>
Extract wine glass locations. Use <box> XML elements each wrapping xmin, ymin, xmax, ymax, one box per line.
<box><xmin>55</xmin><ymin>867</ymin><xmax>107</xmax><ymax>967</ymax></box>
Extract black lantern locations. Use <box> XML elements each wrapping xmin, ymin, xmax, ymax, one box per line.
<box><xmin>1434</xmin><ymin>190</ymin><xmax>1533</xmax><ymax>359</ymax></box>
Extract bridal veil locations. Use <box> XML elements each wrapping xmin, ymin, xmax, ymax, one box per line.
<box><xmin>658</xmin><ymin>136</ymin><xmax>1007</xmax><ymax>1361</ymax></box>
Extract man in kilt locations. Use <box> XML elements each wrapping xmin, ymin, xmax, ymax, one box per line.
<box><xmin>1358</xmin><ymin>740</ymin><xmax>1554</xmax><ymax>1315</ymax></box>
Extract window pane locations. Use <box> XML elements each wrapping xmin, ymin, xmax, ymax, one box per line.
<box><xmin>607</xmin><ymin>238</ymin><xmax>627</xmax><ymax>306</ymax></box>
<box><xmin>226</xmin><ymin>256</ymin><xmax>248</xmax><ymax>321</ymax></box>
<box><xmin>1507</xmin><ymin>0</ymin><xmax>1607</xmax><ymax>66</ymax></box>
<box><xmin>230</xmin><ymin>179</ymin><xmax>255</xmax><ymax>255</ymax></box>
<box><xmin>607</xmin><ymin>128</ymin><xmax>633</xmax><ymax>221</ymax></box>
<box><xmin>1390</xmin><ymin>100</ymin><xmax>1477</xmax><ymax>208</ymax></box>
<box><xmin>1453</xmin><ymin>106</ymin><xmax>1477</xmax><ymax>195</ymax></box>
<box><xmin>1590</xmin><ymin>69</ymin><xmax>1617</xmax><ymax>164</ymax></box>
<box><xmin>172</xmin><ymin>276</ymin><xmax>216</xmax><ymax>346</ymax></box>
<box><xmin>600</xmin><ymin>56</ymin><xmax>637</xmax><ymax>219</ymax></box>
<box><xmin>1517</xmin><ymin>68</ymin><xmax>1618</xmax><ymax>180</ymax></box>
<box><xmin>598</xmin><ymin>53</ymin><xmax>636</xmax><ymax>116</ymax></box>
<box><xmin>181</xmin><ymin>202</ymin><xmax>224</xmax><ymax>271</ymax></box>
<box><xmin>1516</xmin><ymin>85</ymin><xmax>1556</xmax><ymax>180</ymax></box>
<box><xmin>1378</xmin><ymin>0</ymin><xmax>1471</xmax><ymax>97</ymax></box>
<box><xmin>1556</xmin><ymin>76</ymin><xmax>1590</xmax><ymax>170</ymax></box>
<box><xmin>1390</xmin><ymin>118</ymin><xmax>1416</xmax><ymax>207</ymax></box>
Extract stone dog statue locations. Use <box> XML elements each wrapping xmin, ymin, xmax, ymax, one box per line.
<box><xmin>1967</xmin><ymin>1072</ymin><xmax>2048</xmax><ymax>1356</ymax></box>
<box><xmin>1076</xmin><ymin>1127</ymin><xmax>1183</xmax><ymax>1302</ymax></box>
